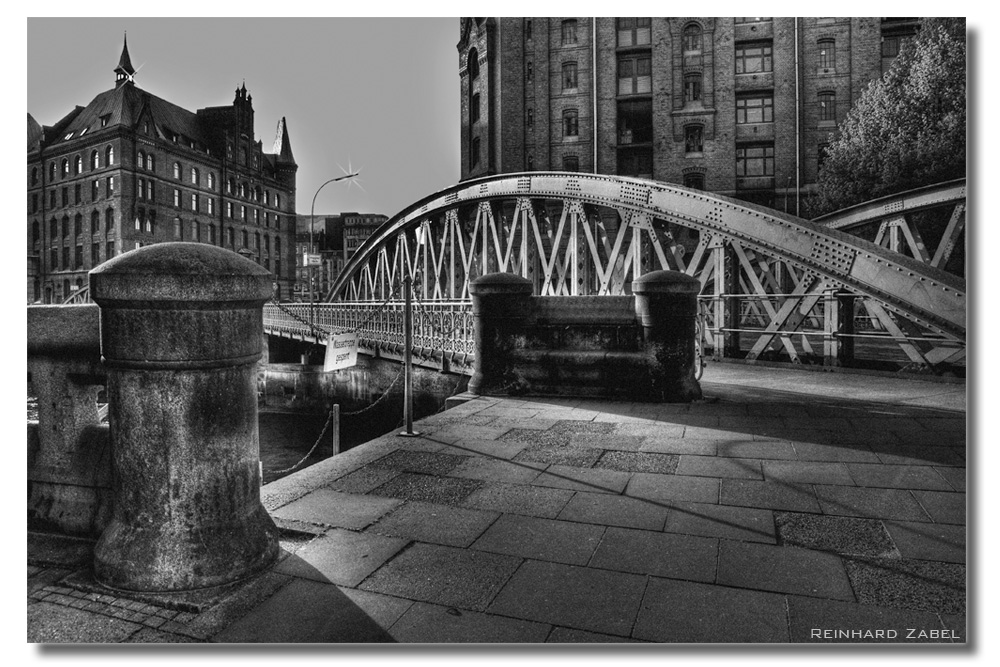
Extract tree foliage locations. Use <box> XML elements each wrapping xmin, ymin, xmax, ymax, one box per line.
<box><xmin>808</xmin><ymin>18</ymin><xmax>966</xmax><ymax>217</ymax></box>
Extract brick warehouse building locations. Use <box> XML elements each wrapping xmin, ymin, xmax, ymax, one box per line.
<box><xmin>458</xmin><ymin>17</ymin><xmax>919</xmax><ymax>215</ymax></box>
<box><xmin>27</xmin><ymin>37</ymin><xmax>298</xmax><ymax>304</ymax></box>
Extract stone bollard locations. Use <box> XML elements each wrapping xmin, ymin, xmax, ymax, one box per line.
<box><xmin>632</xmin><ymin>270</ymin><xmax>703</xmax><ymax>402</ymax></box>
<box><xmin>90</xmin><ymin>242</ymin><xmax>278</xmax><ymax>592</ymax></box>
<box><xmin>468</xmin><ymin>273</ymin><xmax>534</xmax><ymax>396</ymax></box>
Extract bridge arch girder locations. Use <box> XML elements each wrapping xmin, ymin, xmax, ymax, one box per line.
<box><xmin>330</xmin><ymin>173</ymin><xmax>964</xmax><ymax>343</ymax></box>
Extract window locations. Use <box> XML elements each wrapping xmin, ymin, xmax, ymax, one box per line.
<box><xmin>617</xmin><ymin>18</ymin><xmax>651</xmax><ymax>47</ymax></box>
<box><xmin>208</xmin><ymin>173</ymin><xmax>215</xmax><ymax>190</ymax></box>
<box><xmin>50</xmin><ymin>191</ymin><xmax>57</xmax><ymax>209</ymax></box>
<box><xmin>147</xmin><ymin>210</ymin><xmax>156</xmax><ymax>234</ymax></box>
<box><xmin>683</xmin><ymin>23</ymin><xmax>702</xmax><ymax>52</ymax></box>
<box><xmin>618</xmin><ymin>56</ymin><xmax>651</xmax><ymax>95</ymax></box>
<box><xmin>91</xmin><ymin>211</ymin><xmax>100</xmax><ymax>235</ymax></box>
<box><xmin>618</xmin><ymin>148</ymin><xmax>652</xmax><ymax>178</ymax></box>
<box><xmin>818</xmin><ymin>92</ymin><xmax>836</xmax><ymax>122</ymax></box>
<box><xmin>146</xmin><ymin>154</ymin><xmax>155</xmax><ymax>171</ymax></box>
<box><xmin>468</xmin><ymin>49</ymin><xmax>479</xmax><ymax>80</ymax></box>
<box><xmin>106</xmin><ymin>209</ymin><xmax>114</xmax><ymax>232</ymax></box>
<box><xmin>563</xmin><ymin>156</ymin><xmax>579</xmax><ymax>172</ymax></box>
<box><xmin>173</xmin><ymin>188</ymin><xmax>181</xmax><ymax>208</ymax></box>
<box><xmin>106</xmin><ymin>241</ymin><xmax>115</xmax><ymax>259</ymax></box>
<box><xmin>49</xmin><ymin>218</ymin><xmax>57</xmax><ymax>240</ymax></box>
<box><xmin>147</xmin><ymin>180</ymin><xmax>154</xmax><ymax>202</ymax></box>
<box><xmin>50</xmin><ymin>248</ymin><xmax>58</xmax><ymax>271</ymax></box>
<box><xmin>75</xmin><ymin>245</ymin><xmax>83</xmax><ymax>269</ymax></box>
<box><xmin>227</xmin><ymin>202</ymin><xmax>234</xmax><ymax>218</ymax></box>
<box><xmin>32</xmin><ymin>221</ymin><xmax>40</xmax><ymax>244</ymax></box>
<box><xmin>32</xmin><ymin>194</ymin><xmax>38</xmax><ymax>214</ymax></box>
<box><xmin>61</xmin><ymin>159</ymin><xmax>69</xmax><ymax>179</ymax></box>
<box><xmin>275</xmin><ymin>237</ymin><xmax>281</xmax><ymax>254</ymax></box>
<box><xmin>74</xmin><ymin>213</ymin><xmax>82</xmax><ymax>237</ymax></box>
<box><xmin>90</xmin><ymin>151</ymin><xmax>99</xmax><ymax>170</ymax></box>
<box><xmin>818</xmin><ymin>39</ymin><xmax>835</xmax><ymax>69</ymax></box>
<box><xmin>527</xmin><ymin>108</ymin><xmax>533</xmax><ymax>129</ymax></box>
<box><xmin>105</xmin><ymin>146</ymin><xmax>114</xmax><ymax>165</ymax></box>
<box><xmin>241</xmin><ymin>205</ymin><xmax>247</xmax><ymax>221</ymax></box>
<box><xmin>684</xmin><ymin>73</ymin><xmax>702</xmax><ymax>103</ymax></box>
<box><xmin>49</xmin><ymin>162</ymin><xmax>56</xmax><ymax>181</ymax></box>
<box><xmin>227</xmin><ymin>178</ymin><xmax>234</xmax><ymax>194</ymax></box>
<box><xmin>882</xmin><ymin>35</ymin><xmax>912</xmax><ymax>58</ymax></box>
<box><xmin>227</xmin><ymin>228</ymin><xmax>235</xmax><ymax>248</ymax></box>
<box><xmin>275</xmin><ymin>194</ymin><xmax>281</xmax><ymax>208</ymax></box>
<box><xmin>62</xmin><ymin>188</ymin><xmax>68</xmax><ymax>207</ymax></box>
<box><xmin>684</xmin><ymin>172</ymin><xmax>706</xmax><ymax>190</ymax></box>
<box><xmin>209</xmin><ymin>224</ymin><xmax>216</xmax><ymax>245</ymax></box>
<box><xmin>472</xmin><ymin>137</ymin><xmax>481</xmax><ymax>166</ymax></box>
<box><xmin>617</xmin><ymin>99</ymin><xmax>652</xmax><ymax>144</ymax></box>
<box><xmin>74</xmin><ymin>156</ymin><xmax>82</xmax><ymax>175</ymax></box>
<box><xmin>736</xmin><ymin>93</ymin><xmax>774</xmax><ymax>123</ymax></box>
<box><xmin>135</xmin><ymin>212</ymin><xmax>142</xmax><ymax>231</ymax></box>
<box><xmin>191</xmin><ymin>193</ymin><xmax>199</xmax><ymax>212</ymax></box>
<box><xmin>471</xmin><ymin>93</ymin><xmax>480</xmax><ymax>123</ymax></box>
<box><xmin>92</xmin><ymin>243</ymin><xmax>100</xmax><ymax>266</ymax></box>
<box><xmin>526</xmin><ymin>19</ymin><xmax>532</xmax><ymax>41</ymax></box>
<box><xmin>193</xmin><ymin>221</ymin><xmax>200</xmax><ymax>242</ymax></box>
<box><xmin>527</xmin><ymin>61</ymin><xmax>533</xmax><ymax>83</ymax></box>
<box><xmin>561</xmin><ymin>19</ymin><xmax>577</xmax><ymax>45</ymax></box>
<box><xmin>562</xmin><ymin>62</ymin><xmax>578</xmax><ymax>91</ymax></box>
<box><xmin>684</xmin><ymin>125</ymin><xmax>704</xmax><ymax>153</ymax></box>
<box><xmin>74</xmin><ymin>184</ymin><xmax>81</xmax><ymax>205</ymax></box>
<box><xmin>736</xmin><ymin>42</ymin><xmax>773</xmax><ymax>74</ymax></box>
<box><xmin>174</xmin><ymin>218</ymin><xmax>183</xmax><ymax>240</ymax></box>
<box><xmin>173</xmin><ymin>162</ymin><xmax>181</xmax><ymax>179</ymax></box>
<box><xmin>207</xmin><ymin>198</ymin><xmax>215</xmax><ymax>216</ymax></box>
<box><xmin>138</xmin><ymin>178</ymin><xmax>146</xmax><ymax>201</ymax></box>
<box><xmin>563</xmin><ymin>109</ymin><xmax>579</xmax><ymax>138</ymax></box>
<box><xmin>736</xmin><ymin>144</ymin><xmax>775</xmax><ymax>176</ymax></box>
<box><xmin>255</xmin><ymin>232</ymin><xmax>260</xmax><ymax>250</ymax></box>
<box><xmin>275</xmin><ymin>216</ymin><xmax>280</xmax><ymax>230</ymax></box>
<box><xmin>91</xmin><ymin>180</ymin><xmax>99</xmax><ymax>201</ymax></box>
<box><xmin>63</xmin><ymin>248</ymin><xmax>69</xmax><ymax>269</ymax></box>
<box><xmin>242</xmin><ymin>230</ymin><xmax>249</xmax><ymax>248</ymax></box>
<box><xmin>191</xmin><ymin>168</ymin><xmax>200</xmax><ymax>186</ymax></box>
<box><xmin>138</xmin><ymin>150</ymin><xmax>146</xmax><ymax>169</ymax></box>
<box><xmin>106</xmin><ymin>176</ymin><xmax>114</xmax><ymax>197</ymax></box>
<box><xmin>32</xmin><ymin>168</ymin><xmax>38</xmax><ymax>186</ymax></box>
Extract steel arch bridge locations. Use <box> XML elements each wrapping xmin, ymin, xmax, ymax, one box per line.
<box><xmin>264</xmin><ymin>173</ymin><xmax>965</xmax><ymax>374</ymax></box>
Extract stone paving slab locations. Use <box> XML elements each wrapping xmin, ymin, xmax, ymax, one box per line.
<box><xmin>911</xmin><ymin>490</ymin><xmax>966</xmax><ymax>525</ymax></box>
<box><xmin>213</xmin><ymin>578</ymin><xmax>394</xmax><ymax>643</ymax></box>
<box><xmin>274</xmin><ymin>529</ymin><xmax>408</xmax><ymax>588</ymax></box>
<box><xmin>762</xmin><ymin>460</ymin><xmax>855</xmax><ymax>486</ymax></box>
<box><xmin>531</xmin><ymin>465</ymin><xmax>631</xmax><ymax>494</ymax></box>
<box><xmin>717</xmin><ymin>541</ymin><xmax>855</xmax><ymax>600</ymax></box>
<box><xmin>625</xmin><ymin>472</ymin><xmax>720</xmax><ymax>504</ymax></box>
<box><xmin>663</xmin><ymin>501</ymin><xmax>776</xmax><ymax>543</ymax></box>
<box><xmin>813</xmin><ymin>485</ymin><xmax>932</xmax><ymax>521</ymax></box>
<box><xmin>557</xmin><ymin>491</ymin><xmax>669</xmax><ymax>531</ymax></box>
<box><xmin>675</xmin><ymin>455</ymin><xmax>763</xmax><ymax>480</ymax></box>
<box><xmin>844</xmin><ymin>463</ymin><xmax>954</xmax><ymax>490</ymax></box>
<box><xmin>588</xmin><ymin>526</ymin><xmax>718</xmax><ymax>583</ymax></box>
<box><xmin>470</xmin><ymin>514</ymin><xmax>605</xmax><ymax>565</ymax></box>
<box><xmin>882</xmin><ymin>521</ymin><xmax>966</xmax><ymax>564</ymax></box>
<box><xmin>487</xmin><ymin>560</ymin><xmax>647</xmax><ymax>637</ymax></box>
<box><xmin>270</xmin><ymin>487</ymin><xmax>401</xmax><ymax>529</ymax></box>
<box><xmin>365</xmin><ymin>500</ymin><xmax>500</xmax><ymax>548</ymax></box>
<box><xmin>388</xmin><ymin>601</ymin><xmax>551</xmax><ymax>643</ymax></box>
<box><xmin>720</xmin><ymin>479</ymin><xmax>820</xmax><ymax>513</ymax></box>
<box><xmin>358</xmin><ymin>543</ymin><xmax>521</xmax><ymax>612</ymax></box>
<box><xmin>462</xmin><ymin>482</ymin><xmax>575</xmax><ymax>519</ymax></box>
<box><xmin>632</xmin><ymin>577</ymin><xmax>790</xmax><ymax>643</ymax></box>
<box><xmin>843</xmin><ymin>557</ymin><xmax>966</xmax><ymax>615</ymax></box>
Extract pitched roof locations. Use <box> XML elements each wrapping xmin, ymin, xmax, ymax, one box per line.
<box><xmin>272</xmin><ymin>116</ymin><xmax>295</xmax><ymax>165</ymax></box>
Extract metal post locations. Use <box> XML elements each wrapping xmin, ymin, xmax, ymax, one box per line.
<box><xmin>331</xmin><ymin>403</ymin><xmax>341</xmax><ymax>455</ymax></box>
<box><xmin>399</xmin><ymin>274</ymin><xmax>420</xmax><ymax>436</ymax></box>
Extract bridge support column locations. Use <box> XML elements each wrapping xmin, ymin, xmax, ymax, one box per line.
<box><xmin>90</xmin><ymin>242</ymin><xmax>278</xmax><ymax>592</ymax></box>
<box><xmin>633</xmin><ymin>271</ymin><xmax>703</xmax><ymax>402</ymax></box>
<box><xmin>468</xmin><ymin>273</ymin><xmax>533</xmax><ymax>396</ymax></box>
<box><xmin>824</xmin><ymin>290</ymin><xmax>856</xmax><ymax>368</ymax></box>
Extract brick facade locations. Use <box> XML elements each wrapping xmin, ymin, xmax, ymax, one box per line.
<box><xmin>458</xmin><ymin>17</ymin><xmax>919</xmax><ymax>215</ymax></box>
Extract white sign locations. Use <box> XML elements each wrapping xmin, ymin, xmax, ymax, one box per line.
<box><xmin>307</xmin><ymin>253</ymin><xmax>322</xmax><ymax>267</ymax></box>
<box><xmin>324</xmin><ymin>332</ymin><xmax>359</xmax><ymax>371</ymax></box>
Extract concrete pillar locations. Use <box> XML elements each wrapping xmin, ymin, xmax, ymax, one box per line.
<box><xmin>632</xmin><ymin>270</ymin><xmax>703</xmax><ymax>402</ymax></box>
<box><xmin>90</xmin><ymin>242</ymin><xmax>278</xmax><ymax>592</ymax></box>
<box><xmin>468</xmin><ymin>273</ymin><xmax>534</xmax><ymax>396</ymax></box>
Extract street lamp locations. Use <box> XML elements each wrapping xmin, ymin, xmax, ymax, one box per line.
<box><xmin>309</xmin><ymin>173</ymin><xmax>358</xmax><ymax>321</ymax></box>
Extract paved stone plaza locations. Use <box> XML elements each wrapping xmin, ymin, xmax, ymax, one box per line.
<box><xmin>28</xmin><ymin>364</ymin><xmax>966</xmax><ymax>644</ymax></box>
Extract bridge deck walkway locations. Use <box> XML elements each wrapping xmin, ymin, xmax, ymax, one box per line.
<box><xmin>28</xmin><ymin>364</ymin><xmax>966</xmax><ymax>644</ymax></box>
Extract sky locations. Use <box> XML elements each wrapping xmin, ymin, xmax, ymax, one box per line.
<box><xmin>27</xmin><ymin>17</ymin><xmax>462</xmax><ymax>221</ymax></box>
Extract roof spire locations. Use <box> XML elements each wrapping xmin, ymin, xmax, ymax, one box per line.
<box><xmin>114</xmin><ymin>32</ymin><xmax>136</xmax><ymax>87</ymax></box>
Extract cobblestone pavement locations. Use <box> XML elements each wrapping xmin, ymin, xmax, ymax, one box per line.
<box><xmin>27</xmin><ymin>363</ymin><xmax>967</xmax><ymax>644</ymax></box>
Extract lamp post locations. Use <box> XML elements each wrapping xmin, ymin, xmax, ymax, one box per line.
<box><xmin>309</xmin><ymin>173</ymin><xmax>358</xmax><ymax>322</ymax></box>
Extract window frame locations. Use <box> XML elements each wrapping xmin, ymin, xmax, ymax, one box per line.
<box><xmin>736</xmin><ymin>41</ymin><xmax>773</xmax><ymax>74</ymax></box>
<box><xmin>736</xmin><ymin>93</ymin><xmax>775</xmax><ymax>124</ymax></box>
<box><xmin>562</xmin><ymin>61</ymin><xmax>579</xmax><ymax>91</ymax></box>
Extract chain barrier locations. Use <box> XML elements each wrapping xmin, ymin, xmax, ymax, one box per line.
<box><xmin>265</xmin><ymin>409</ymin><xmax>334</xmax><ymax>475</ymax></box>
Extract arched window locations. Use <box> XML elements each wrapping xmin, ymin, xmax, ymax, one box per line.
<box><xmin>468</xmin><ymin>48</ymin><xmax>479</xmax><ymax>80</ymax></box>
<box><xmin>683</xmin><ymin>23</ymin><xmax>702</xmax><ymax>52</ymax></box>
<box><xmin>105</xmin><ymin>208</ymin><xmax>115</xmax><ymax>232</ymax></box>
<box><xmin>227</xmin><ymin>178</ymin><xmax>235</xmax><ymax>194</ymax></box>
<box><xmin>91</xmin><ymin>210</ymin><xmax>100</xmax><ymax>234</ymax></box>
<box><xmin>818</xmin><ymin>38</ymin><xmax>836</xmax><ymax>70</ymax></box>
<box><xmin>147</xmin><ymin>153</ymin><xmax>155</xmax><ymax>171</ymax></box>
<box><xmin>137</xmin><ymin>150</ymin><xmax>146</xmax><ymax>170</ymax></box>
<box><xmin>91</xmin><ymin>150</ymin><xmax>99</xmax><ymax>170</ymax></box>
<box><xmin>49</xmin><ymin>162</ymin><xmax>56</xmax><ymax>181</ymax></box>
<box><xmin>74</xmin><ymin>155</ymin><xmax>82</xmax><ymax>175</ymax></box>
<box><xmin>563</xmin><ymin>155</ymin><xmax>580</xmax><ymax>172</ymax></box>
<box><xmin>818</xmin><ymin>91</ymin><xmax>836</xmax><ymax>122</ymax></box>
<box><xmin>61</xmin><ymin>159</ymin><xmax>69</xmax><ymax>179</ymax></box>
<box><xmin>31</xmin><ymin>167</ymin><xmax>38</xmax><ymax>186</ymax></box>
<box><xmin>191</xmin><ymin>167</ymin><xmax>200</xmax><ymax>186</ymax></box>
<box><xmin>208</xmin><ymin>173</ymin><xmax>216</xmax><ymax>190</ymax></box>
<box><xmin>105</xmin><ymin>146</ymin><xmax>114</xmax><ymax>165</ymax></box>
<box><xmin>173</xmin><ymin>162</ymin><xmax>182</xmax><ymax>179</ymax></box>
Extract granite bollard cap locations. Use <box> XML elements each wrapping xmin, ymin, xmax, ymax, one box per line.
<box><xmin>631</xmin><ymin>269</ymin><xmax>701</xmax><ymax>294</ymax></box>
<box><xmin>90</xmin><ymin>242</ymin><xmax>272</xmax><ymax>304</ymax></box>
